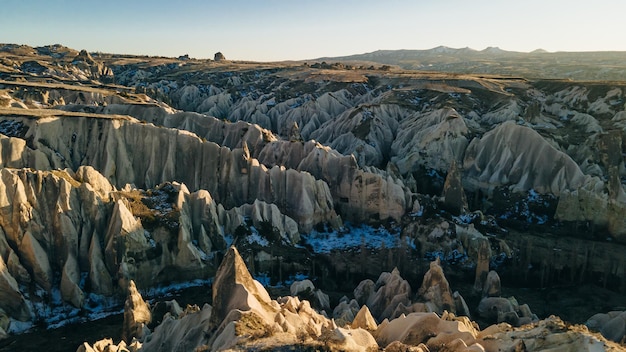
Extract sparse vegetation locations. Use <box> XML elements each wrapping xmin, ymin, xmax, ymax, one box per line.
<box><xmin>115</xmin><ymin>183</ymin><xmax>180</xmax><ymax>232</ymax></box>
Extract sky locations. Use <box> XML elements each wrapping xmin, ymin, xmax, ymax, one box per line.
<box><xmin>2</xmin><ymin>0</ymin><xmax>626</xmax><ymax>61</ymax></box>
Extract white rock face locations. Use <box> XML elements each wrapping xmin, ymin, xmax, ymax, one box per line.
<box><xmin>0</xmin><ymin>164</ymin><xmax>329</xmax><ymax>325</ymax></box>
<box><xmin>463</xmin><ymin>121</ymin><xmax>586</xmax><ymax>195</ymax></box>
<box><xmin>392</xmin><ymin>108</ymin><xmax>469</xmax><ymax>175</ymax></box>
<box><xmin>3</xmin><ymin>115</ymin><xmax>343</xmax><ymax>232</ymax></box>
<box><xmin>56</xmin><ymin>104</ymin><xmax>415</xmax><ymax>225</ymax></box>
<box><xmin>352</xmin><ymin>305</ymin><xmax>378</xmax><ymax>331</ymax></box>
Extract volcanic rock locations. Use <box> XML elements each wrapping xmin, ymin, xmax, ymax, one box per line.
<box><xmin>352</xmin><ymin>305</ymin><xmax>378</xmax><ymax>331</ymax></box>
<box><xmin>365</xmin><ymin>268</ymin><xmax>412</xmax><ymax>321</ymax></box>
<box><xmin>0</xmin><ymin>256</ymin><xmax>31</xmax><ymax>321</ymax></box>
<box><xmin>209</xmin><ymin>246</ymin><xmax>274</xmax><ymax>329</ymax></box>
<box><xmin>587</xmin><ymin>311</ymin><xmax>626</xmax><ymax>343</ymax></box>
<box><xmin>463</xmin><ymin>121</ymin><xmax>586</xmax><ymax>195</ymax></box>
<box><xmin>374</xmin><ymin>312</ymin><xmax>479</xmax><ymax>350</ymax></box>
<box><xmin>482</xmin><ymin>270</ymin><xmax>501</xmax><ymax>297</ymax></box>
<box><xmin>441</xmin><ymin>160</ymin><xmax>468</xmax><ymax>215</ymax></box>
<box><xmin>417</xmin><ymin>258</ymin><xmax>456</xmax><ymax>314</ymax></box>
<box><xmin>121</xmin><ymin>280</ymin><xmax>151</xmax><ymax>343</ymax></box>
<box><xmin>333</xmin><ymin>298</ymin><xmax>360</xmax><ymax>326</ymax></box>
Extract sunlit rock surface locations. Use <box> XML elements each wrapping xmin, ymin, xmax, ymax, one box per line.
<box><xmin>1</xmin><ymin>44</ymin><xmax>626</xmax><ymax>350</ymax></box>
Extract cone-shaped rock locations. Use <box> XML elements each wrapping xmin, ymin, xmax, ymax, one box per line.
<box><xmin>441</xmin><ymin>160</ymin><xmax>468</xmax><ymax>215</ymax></box>
<box><xmin>352</xmin><ymin>305</ymin><xmax>378</xmax><ymax>331</ymax></box>
<box><xmin>418</xmin><ymin>258</ymin><xmax>455</xmax><ymax>314</ymax></box>
<box><xmin>210</xmin><ymin>246</ymin><xmax>273</xmax><ymax>328</ymax></box>
<box><xmin>121</xmin><ymin>280</ymin><xmax>151</xmax><ymax>343</ymax></box>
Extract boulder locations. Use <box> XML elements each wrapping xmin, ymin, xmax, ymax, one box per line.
<box><xmin>587</xmin><ymin>311</ymin><xmax>626</xmax><ymax>343</ymax></box>
<box><xmin>60</xmin><ymin>254</ymin><xmax>85</xmax><ymax>308</ymax></box>
<box><xmin>480</xmin><ymin>316</ymin><xmax>622</xmax><ymax>351</ymax></box>
<box><xmin>477</xmin><ymin>297</ymin><xmax>514</xmax><ymax>323</ymax></box>
<box><xmin>290</xmin><ymin>279</ymin><xmax>315</xmax><ymax>297</ymax></box>
<box><xmin>290</xmin><ymin>279</ymin><xmax>330</xmax><ymax>313</ymax></box>
<box><xmin>333</xmin><ymin>299</ymin><xmax>360</xmax><ymax>326</ymax></box>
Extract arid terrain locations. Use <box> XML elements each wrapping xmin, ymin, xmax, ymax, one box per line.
<box><xmin>0</xmin><ymin>43</ymin><xmax>625</xmax><ymax>351</ymax></box>
<box><xmin>319</xmin><ymin>46</ymin><xmax>626</xmax><ymax>81</ymax></box>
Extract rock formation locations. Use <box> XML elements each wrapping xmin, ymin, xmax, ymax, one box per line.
<box><xmin>463</xmin><ymin>121</ymin><xmax>587</xmax><ymax>195</ymax></box>
<box><xmin>587</xmin><ymin>310</ymin><xmax>626</xmax><ymax>343</ymax></box>
<box><xmin>352</xmin><ymin>305</ymin><xmax>378</xmax><ymax>331</ymax></box>
<box><xmin>441</xmin><ymin>160</ymin><xmax>468</xmax><ymax>215</ymax></box>
<box><xmin>417</xmin><ymin>258</ymin><xmax>456</xmax><ymax>312</ymax></box>
<box><xmin>0</xmin><ymin>165</ymin><xmax>321</xmax><ymax>325</ymax></box>
<box><xmin>2</xmin><ymin>44</ymin><xmax>626</xmax><ymax>350</ymax></box>
<box><xmin>214</xmin><ymin>52</ymin><xmax>225</xmax><ymax>61</ymax></box>
<box><xmin>290</xmin><ymin>279</ymin><xmax>330</xmax><ymax>312</ymax></box>
<box><xmin>76</xmin><ymin>244</ymin><xmax>624</xmax><ymax>352</ymax></box>
<box><xmin>121</xmin><ymin>280</ymin><xmax>152</xmax><ymax>343</ymax></box>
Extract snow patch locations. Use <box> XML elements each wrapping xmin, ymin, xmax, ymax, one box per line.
<box><xmin>303</xmin><ymin>223</ymin><xmax>410</xmax><ymax>254</ymax></box>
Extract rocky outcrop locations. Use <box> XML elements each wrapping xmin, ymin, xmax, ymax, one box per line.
<box><xmin>57</xmin><ymin>103</ymin><xmax>415</xmax><ymax>225</ymax></box>
<box><xmin>78</xmin><ymin>243</ymin><xmax>625</xmax><ymax>352</ymax></box>
<box><xmin>479</xmin><ymin>316</ymin><xmax>622</xmax><ymax>351</ymax></box>
<box><xmin>121</xmin><ymin>280</ymin><xmax>151</xmax><ymax>343</ymax></box>
<box><xmin>290</xmin><ymin>279</ymin><xmax>330</xmax><ymax>312</ymax></box>
<box><xmin>364</xmin><ymin>268</ymin><xmax>412</xmax><ymax>321</ymax></box>
<box><xmin>0</xmin><ymin>255</ymin><xmax>30</xmax><ymax>321</ymax></box>
<box><xmin>441</xmin><ymin>160</ymin><xmax>468</xmax><ymax>215</ymax></box>
<box><xmin>71</xmin><ymin>49</ymin><xmax>114</xmax><ymax>81</ymax></box>
<box><xmin>136</xmin><ymin>246</ymin><xmax>380</xmax><ymax>351</ymax></box>
<box><xmin>257</xmin><ymin>140</ymin><xmax>415</xmax><ymax>223</ymax></box>
<box><xmin>374</xmin><ymin>312</ymin><xmax>480</xmax><ymax>350</ymax></box>
<box><xmin>209</xmin><ymin>246</ymin><xmax>276</xmax><ymax>329</ymax></box>
<box><xmin>214</xmin><ymin>52</ymin><xmax>225</xmax><ymax>61</ymax></box>
<box><xmin>416</xmin><ymin>258</ymin><xmax>456</xmax><ymax>315</ymax></box>
<box><xmin>0</xmin><ymin>165</ymin><xmax>331</xmax><ymax>326</ymax></box>
<box><xmin>477</xmin><ymin>295</ymin><xmax>537</xmax><ymax>327</ymax></box>
<box><xmin>309</xmin><ymin>104</ymin><xmax>404</xmax><ymax>168</ymax></box>
<box><xmin>392</xmin><ymin>108</ymin><xmax>470</xmax><ymax>175</ymax></box>
<box><xmin>352</xmin><ymin>305</ymin><xmax>378</xmax><ymax>331</ymax></box>
<box><xmin>587</xmin><ymin>310</ymin><xmax>626</xmax><ymax>343</ymax></box>
<box><xmin>482</xmin><ymin>270</ymin><xmax>501</xmax><ymax>297</ymax></box>
<box><xmin>0</xmin><ymin>133</ymin><xmax>51</xmax><ymax>170</ymax></box>
<box><xmin>463</xmin><ymin>121</ymin><xmax>586</xmax><ymax>195</ymax></box>
<box><xmin>2</xmin><ymin>114</ymin><xmax>340</xmax><ymax>232</ymax></box>
<box><xmin>333</xmin><ymin>298</ymin><xmax>361</xmax><ymax>326</ymax></box>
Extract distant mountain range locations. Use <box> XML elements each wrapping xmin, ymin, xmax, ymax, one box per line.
<box><xmin>315</xmin><ymin>46</ymin><xmax>626</xmax><ymax>81</ymax></box>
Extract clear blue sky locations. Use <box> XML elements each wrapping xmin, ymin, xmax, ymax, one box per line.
<box><xmin>2</xmin><ymin>0</ymin><xmax>625</xmax><ymax>61</ymax></box>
